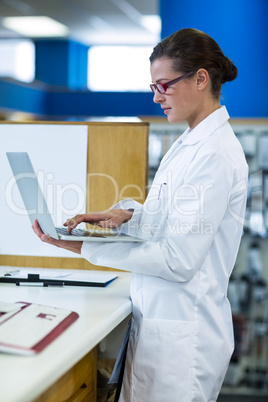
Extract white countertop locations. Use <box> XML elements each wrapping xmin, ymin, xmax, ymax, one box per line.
<box><xmin>0</xmin><ymin>266</ymin><xmax>132</xmax><ymax>402</ymax></box>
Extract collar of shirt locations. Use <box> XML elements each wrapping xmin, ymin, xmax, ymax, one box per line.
<box><xmin>158</xmin><ymin>106</ymin><xmax>230</xmax><ymax>170</ymax></box>
<box><xmin>176</xmin><ymin>128</ymin><xmax>191</xmax><ymax>146</ymax></box>
<box><xmin>176</xmin><ymin>106</ymin><xmax>230</xmax><ymax>147</ymax></box>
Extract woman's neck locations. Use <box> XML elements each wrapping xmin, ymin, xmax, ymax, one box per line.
<box><xmin>188</xmin><ymin>99</ymin><xmax>221</xmax><ymax>131</ymax></box>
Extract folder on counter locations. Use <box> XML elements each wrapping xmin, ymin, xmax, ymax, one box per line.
<box><xmin>0</xmin><ymin>269</ymin><xmax>118</xmax><ymax>287</ymax></box>
<box><xmin>0</xmin><ymin>301</ymin><xmax>79</xmax><ymax>355</ymax></box>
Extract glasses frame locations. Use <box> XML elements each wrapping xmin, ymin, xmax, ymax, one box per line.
<box><xmin>150</xmin><ymin>71</ymin><xmax>196</xmax><ymax>94</ymax></box>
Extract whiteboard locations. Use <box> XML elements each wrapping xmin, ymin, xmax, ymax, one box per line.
<box><xmin>0</xmin><ymin>124</ymin><xmax>88</xmax><ymax>257</ymax></box>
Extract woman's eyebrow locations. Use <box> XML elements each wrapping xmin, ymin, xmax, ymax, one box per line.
<box><xmin>154</xmin><ymin>78</ymin><xmax>169</xmax><ymax>84</ymax></box>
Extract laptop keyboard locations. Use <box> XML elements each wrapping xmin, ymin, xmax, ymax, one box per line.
<box><xmin>56</xmin><ymin>227</ymin><xmax>88</xmax><ymax>237</ymax></box>
<box><xmin>55</xmin><ymin>227</ymin><xmax>115</xmax><ymax>238</ymax></box>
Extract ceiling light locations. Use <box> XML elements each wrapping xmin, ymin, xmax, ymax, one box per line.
<box><xmin>2</xmin><ymin>16</ymin><xmax>69</xmax><ymax>37</ymax></box>
<box><xmin>140</xmin><ymin>15</ymin><xmax>161</xmax><ymax>35</ymax></box>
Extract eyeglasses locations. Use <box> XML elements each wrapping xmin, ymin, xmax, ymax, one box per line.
<box><xmin>150</xmin><ymin>71</ymin><xmax>196</xmax><ymax>94</ymax></box>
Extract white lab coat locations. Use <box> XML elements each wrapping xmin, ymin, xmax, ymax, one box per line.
<box><xmin>82</xmin><ymin>106</ymin><xmax>248</xmax><ymax>402</ymax></box>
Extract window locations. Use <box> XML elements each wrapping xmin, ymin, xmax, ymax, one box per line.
<box><xmin>0</xmin><ymin>40</ymin><xmax>35</xmax><ymax>83</ymax></box>
<box><xmin>88</xmin><ymin>46</ymin><xmax>153</xmax><ymax>92</ymax></box>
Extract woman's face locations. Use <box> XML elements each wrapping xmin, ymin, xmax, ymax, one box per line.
<box><xmin>150</xmin><ymin>57</ymin><xmax>202</xmax><ymax>127</ymax></box>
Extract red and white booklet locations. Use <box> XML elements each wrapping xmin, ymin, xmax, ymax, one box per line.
<box><xmin>0</xmin><ymin>301</ymin><xmax>79</xmax><ymax>356</ymax></box>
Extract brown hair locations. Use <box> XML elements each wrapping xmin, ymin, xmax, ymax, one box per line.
<box><xmin>150</xmin><ymin>28</ymin><xmax>238</xmax><ymax>98</ymax></box>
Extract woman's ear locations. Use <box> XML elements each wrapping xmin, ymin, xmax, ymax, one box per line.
<box><xmin>196</xmin><ymin>68</ymin><xmax>209</xmax><ymax>90</ymax></box>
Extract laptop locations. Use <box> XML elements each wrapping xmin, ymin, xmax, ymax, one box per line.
<box><xmin>6</xmin><ymin>152</ymin><xmax>143</xmax><ymax>243</ymax></box>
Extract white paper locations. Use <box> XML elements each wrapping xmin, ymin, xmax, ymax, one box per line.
<box><xmin>0</xmin><ymin>301</ymin><xmax>21</xmax><ymax>314</ymax></box>
<box><xmin>0</xmin><ymin>303</ymin><xmax>72</xmax><ymax>349</ymax></box>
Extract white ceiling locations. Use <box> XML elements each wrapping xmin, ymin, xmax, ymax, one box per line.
<box><xmin>0</xmin><ymin>0</ymin><xmax>160</xmax><ymax>45</ymax></box>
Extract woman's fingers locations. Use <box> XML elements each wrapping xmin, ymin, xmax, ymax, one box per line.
<box><xmin>63</xmin><ymin>209</ymin><xmax>133</xmax><ymax>232</ymax></box>
<box><xmin>63</xmin><ymin>213</ymin><xmax>103</xmax><ymax>232</ymax></box>
<box><xmin>32</xmin><ymin>219</ymin><xmax>45</xmax><ymax>239</ymax></box>
<box><xmin>32</xmin><ymin>219</ymin><xmax>59</xmax><ymax>245</ymax></box>
<box><xmin>32</xmin><ymin>219</ymin><xmax>82</xmax><ymax>254</ymax></box>
<box><xmin>98</xmin><ymin>210</ymin><xmax>133</xmax><ymax>228</ymax></box>
<box><xmin>63</xmin><ymin>214</ymin><xmax>87</xmax><ymax>232</ymax></box>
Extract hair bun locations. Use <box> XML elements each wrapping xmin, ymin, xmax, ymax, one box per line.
<box><xmin>221</xmin><ymin>57</ymin><xmax>238</xmax><ymax>83</ymax></box>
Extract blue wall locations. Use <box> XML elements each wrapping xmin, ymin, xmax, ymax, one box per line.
<box><xmin>160</xmin><ymin>0</ymin><xmax>268</xmax><ymax>117</ymax></box>
<box><xmin>0</xmin><ymin>38</ymin><xmax>158</xmax><ymax>118</ymax></box>
<box><xmin>35</xmin><ymin>40</ymin><xmax>88</xmax><ymax>90</ymax></box>
<box><xmin>0</xmin><ymin>79</ymin><xmax>158</xmax><ymax>117</ymax></box>
<box><xmin>0</xmin><ymin>79</ymin><xmax>48</xmax><ymax>115</ymax></box>
<box><xmin>46</xmin><ymin>91</ymin><xmax>157</xmax><ymax>117</ymax></box>
<box><xmin>0</xmin><ymin>0</ymin><xmax>267</xmax><ymax>118</ymax></box>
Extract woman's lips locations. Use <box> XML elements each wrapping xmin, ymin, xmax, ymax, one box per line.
<box><xmin>163</xmin><ymin>107</ymin><xmax>171</xmax><ymax>114</ymax></box>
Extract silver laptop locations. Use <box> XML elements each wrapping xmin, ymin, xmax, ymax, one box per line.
<box><xmin>6</xmin><ymin>152</ymin><xmax>142</xmax><ymax>243</ymax></box>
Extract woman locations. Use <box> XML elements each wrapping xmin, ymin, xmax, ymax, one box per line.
<box><xmin>33</xmin><ymin>28</ymin><xmax>248</xmax><ymax>401</ymax></box>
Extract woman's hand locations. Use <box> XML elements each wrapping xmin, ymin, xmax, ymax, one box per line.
<box><xmin>32</xmin><ymin>219</ymin><xmax>82</xmax><ymax>254</ymax></box>
<box><xmin>64</xmin><ymin>209</ymin><xmax>133</xmax><ymax>233</ymax></box>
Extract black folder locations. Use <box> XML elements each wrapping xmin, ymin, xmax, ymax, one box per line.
<box><xmin>0</xmin><ymin>270</ymin><xmax>118</xmax><ymax>287</ymax></box>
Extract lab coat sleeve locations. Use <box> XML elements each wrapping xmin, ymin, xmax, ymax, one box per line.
<box><xmin>81</xmin><ymin>149</ymin><xmax>246</xmax><ymax>282</ymax></box>
<box><xmin>111</xmin><ymin>198</ymin><xmax>144</xmax><ymax>237</ymax></box>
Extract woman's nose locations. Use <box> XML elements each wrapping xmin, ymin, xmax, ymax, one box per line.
<box><xmin>153</xmin><ymin>90</ymin><xmax>165</xmax><ymax>103</ymax></box>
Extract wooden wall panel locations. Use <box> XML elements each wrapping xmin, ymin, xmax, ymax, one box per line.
<box><xmin>87</xmin><ymin>123</ymin><xmax>148</xmax><ymax>212</ymax></box>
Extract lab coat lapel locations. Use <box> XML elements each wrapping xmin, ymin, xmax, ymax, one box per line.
<box><xmin>157</xmin><ymin>106</ymin><xmax>229</xmax><ymax>172</ymax></box>
<box><xmin>157</xmin><ymin>127</ymin><xmax>190</xmax><ymax>172</ymax></box>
